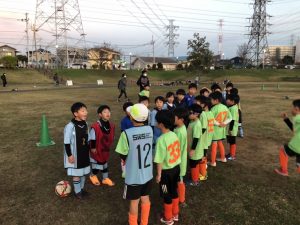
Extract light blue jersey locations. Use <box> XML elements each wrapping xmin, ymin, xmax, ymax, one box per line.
<box><xmin>124</xmin><ymin>126</ymin><xmax>153</xmax><ymax>185</ymax></box>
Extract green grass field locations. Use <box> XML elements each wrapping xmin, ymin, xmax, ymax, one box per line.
<box><xmin>0</xmin><ymin>69</ymin><xmax>299</xmax><ymax>225</ymax></box>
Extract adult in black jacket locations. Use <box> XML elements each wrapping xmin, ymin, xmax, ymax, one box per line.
<box><xmin>136</xmin><ymin>69</ymin><xmax>150</xmax><ymax>91</ymax></box>
<box><xmin>1</xmin><ymin>73</ymin><xmax>7</xmax><ymax>87</ymax></box>
<box><xmin>118</xmin><ymin>73</ymin><xmax>128</xmax><ymax>102</ymax></box>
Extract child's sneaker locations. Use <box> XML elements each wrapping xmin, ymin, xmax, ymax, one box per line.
<box><xmin>216</xmin><ymin>158</ymin><xmax>227</xmax><ymax>163</ymax></box>
<box><xmin>173</xmin><ymin>214</ymin><xmax>179</xmax><ymax>222</ymax></box>
<box><xmin>227</xmin><ymin>156</ymin><xmax>236</xmax><ymax>161</ymax></box>
<box><xmin>81</xmin><ymin>189</ymin><xmax>89</xmax><ymax>197</ymax></box>
<box><xmin>89</xmin><ymin>175</ymin><xmax>101</xmax><ymax>186</ymax></box>
<box><xmin>187</xmin><ymin>180</ymin><xmax>200</xmax><ymax>186</ymax></box>
<box><xmin>208</xmin><ymin>162</ymin><xmax>216</xmax><ymax>167</ymax></box>
<box><xmin>160</xmin><ymin>217</ymin><xmax>174</xmax><ymax>225</ymax></box>
<box><xmin>199</xmin><ymin>175</ymin><xmax>207</xmax><ymax>181</ymax></box>
<box><xmin>274</xmin><ymin>168</ymin><xmax>289</xmax><ymax>177</ymax></box>
<box><xmin>102</xmin><ymin>178</ymin><xmax>115</xmax><ymax>186</ymax></box>
<box><xmin>74</xmin><ymin>191</ymin><xmax>83</xmax><ymax>200</ymax></box>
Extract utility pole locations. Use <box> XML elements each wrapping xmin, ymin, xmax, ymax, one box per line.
<box><xmin>165</xmin><ymin>19</ymin><xmax>179</xmax><ymax>57</ymax></box>
<box><xmin>151</xmin><ymin>36</ymin><xmax>155</xmax><ymax>64</ymax></box>
<box><xmin>19</xmin><ymin>13</ymin><xmax>29</xmax><ymax>66</ymax></box>
<box><xmin>218</xmin><ymin>19</ymin><xmax>224</xmax><ymax>59</ymax></box>
<box><xmin>31</xmin><ymin>24</ymin><xmax>38</xmax><ymax>67</ymax></box>
<box><xmin>246</xmin><ymin>0</ymin><xmax>271</xmax><ymax>68</ymax></box>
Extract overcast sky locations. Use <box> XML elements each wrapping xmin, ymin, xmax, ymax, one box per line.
<box><xmin>1</xmin><ymin>0</ymin><xmax>300</xmax><ymax>58</ymax></box>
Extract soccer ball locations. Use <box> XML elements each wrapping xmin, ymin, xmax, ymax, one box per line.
<box><xmin>55</xmin><ymin>181</ymin><xmax>72</xmax><ymax>197</ymax></box>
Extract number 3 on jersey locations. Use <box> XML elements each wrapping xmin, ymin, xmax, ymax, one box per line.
<box><xmin>167</xmin><ymin>140</ymin><xmax>180</xmax><ymax>164</ymax></box>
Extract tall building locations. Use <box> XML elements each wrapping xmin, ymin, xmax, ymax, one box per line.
<box><xmin>268</xmin><ymin>45</ymin><xmax>296</xmax><ymax>64</ymax></box>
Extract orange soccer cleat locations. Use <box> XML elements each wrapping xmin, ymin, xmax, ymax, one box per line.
<box><xmin>89</xmin><ymin>175</ymin><xmax>101</xmax><ymax>186</ymax></box>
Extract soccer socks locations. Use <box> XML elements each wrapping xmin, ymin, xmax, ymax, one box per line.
<box><xmin>218</xmin><ymin>141</ymin><xmax>226</xmax><ymax>160</ymax></box>
<box><xmin>199</xmin><ymin>158</ymin><xmax>207</xmax><ymax>177</ymax></box>
<box><xmin>163</xmin><ymin>203</ymin><xmax>173</xmax><ymax>221</ymax></box>
<box><xmin>178</xmin><ymin>182</ymin><xmax>185</xmax><ymax>203</ymax></box>
<box><xmin>211</xmin><ymin>142</ymin><xmax>218</xmax><ymax>164</ymax></box>
<box><xmin>172</xmin><ymin>198</ymin><xmax>179</xmax><ymax>216</ymax></box>
<box><xmin>73</xmin><ymin>180</ymin><xmax>81</xmax><ymax>194</ymax></box>
<box><xmin>191</xmin><ymin>165</ymin><xmax>199</xmax><ymax>182</ymax></box>
<box><xmin>80</xmin><ymin>176</ymin><xmax>85</xmax><ymax>190</ymax></box>
<box><xmin>279</xmin><ymin>147</ymin><xmax>288</xmax><ymax>173</ymax></box>
<box><xmin>101</xmin><ymin>163</ymin><xmax>109</xmax><ymax>179</ymax></box>
<box><xmin>230</xmin><ymin>144</ymin><xmax>237</xmax><ymax>158</ymax></box>
<box><xmin>128</xmin><ymin>213</ymin><xmax>138</xmax><ymax>225</ymax></box>
<box><xmin>140</xmin><ymin>203</ymin><xmax>151</xmax><ymax>225</ymax></box>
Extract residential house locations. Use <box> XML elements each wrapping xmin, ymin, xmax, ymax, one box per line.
<box><xmin>0</xmin><ymin>45</ymin><xmax>17</xmax><ymax>58</ymax></box>
<box><xmin>132</xmin><ymin>57</ymin><xmax>177</xmax><ymax>70</ymax></box>
<box><xmin>88</xmin><ymin>47</ymin><xmax>121</xmax><ymax>70</ymax></box>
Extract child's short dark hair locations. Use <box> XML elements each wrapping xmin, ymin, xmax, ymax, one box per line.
<box><xmin>211</xmin><ymin>83</ymin><xmax>222</xmax><ymax>92</ymax></box>
<box><xmin>227</xmin><ymin>94</ymin><xmax>240</xmax><ymax>104</ymax></box>
<box><xmin>188</xmin><ymin>104</ymin><xmax>202</xmax><ymax>116</ymax></box>
<box><xmin>155</xmin><ymin>96</ymin><xmax>165</xmax><ymax>103</ymax></box>
<box><xmin>188</xmin><ymin>83</ymin><xmax>197</xmax><ymax>89</ymax></box>
<box><xmin>173</xmin><ymin>108</ymin><xmax>189</xmax><ymax>122</ymax></box>
<box><xmin>293</xmin><ymin>99</ymin><xmax>300</xmax><ymax>108</ymax></box>
<box><xmin>196</xmin><ymin>95</ymin><xmax>212</xmax><ymax>108</ymax></box>
<box><xmin>97</xmin><ymin>105</ymin><xmax>110</xmax><ymax>114</ymax></box>
<box><xmin>210</xmin><ymin>91</ymin><xmax>223</xmax><ymax>102</ymax></box>
<box><xmin>176</xmin><ymin>89</ymin><xmax>186</xmax><ymax>96</ymax></box>
<box><xmin>199</xmin><ymin>87</ymin><xmax>209</xmax><ymax>96</ymax></box>
<box><xmin>230</xmin><ymin>87</ymin><xmax>239</xmax><ymax>95</ymax></box>
<box><xmin>195</xmin><ymin>95</ymin><xmax>201</xmax><ymax>102</ymax></box>
<box><xmin>123</xmin><ymin>102</ymin><xmax>133</xmax><ymax>111</ymax></box>
<box><xmin>226</xmin><ymin>82</ymin><xmax>234</xmax><ymax>88</ymax></box>
<box><xmin>71</xmin><ymin>102</ymin><xmax>87</xmax><ymax>114</ymax></box>
<box><xmin>166</xmin><ymin>91</ymin><xmax>175</xmax><ymax>99</ymax></box>
<box><xmin>139</xmin><ymin>96</ymin><xmax>149</xmax><ymax>103</ymax></box>
<box><xmin>155</xmin><ymin>110</ymin><xmax>175</xmax><ymax>130</ymax></box>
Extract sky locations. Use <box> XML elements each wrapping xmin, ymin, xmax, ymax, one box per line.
<box><xmin>1</xmin><ymin>0</ymin><xmax>300</xmax><ymax>59</ymax></box>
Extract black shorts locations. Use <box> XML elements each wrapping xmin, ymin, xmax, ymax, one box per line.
<box><xmin>284</xmin><ymin>145</ymin><xmax>300</xmax><ymax>164</ymax></box>
<box><xmin>189</xmin><ymin>159</ymin><xmax>200</xmax><ymax>168</ymax></box>
<box><xmin>160</xmin><ymin>166</ymin><xmax>180</xmax><ymax>202</ymax></box>
<box><xmin>123</xmin><ymin>179</ymin><xmax>152</xmax><ymax>200</ymax></box>
<box><xmin>227</xmin><ymin>136</ymin><xmax>236</xmax><ymax>144</ymax></box>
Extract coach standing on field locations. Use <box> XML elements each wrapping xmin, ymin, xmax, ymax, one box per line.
<box><xmin>1</xmin><ymin>73</ymin><xmax>7</xmax><ymax>87</ymax></box>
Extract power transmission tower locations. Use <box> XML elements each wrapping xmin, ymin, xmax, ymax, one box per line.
<box><xmin>165</xmin><ymin>19</ymin><xmax>179</xmax><ymax>57</ymax></box>
<box><xmin>34</xmin><ymin>0</ymin><xmax>87</xmax><ymax>68</ymax></box>
<box><xmin>218</xmin><ymin>19</ymin><xmax>224</xmax><ymax>59</ymax></box>
<box><xmin>246</xmin><ymin>0</ymin><xmax>271</xmax><ymax>67</ymax></box>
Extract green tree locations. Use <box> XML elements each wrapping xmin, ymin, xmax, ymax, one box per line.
<box><xmin>152</xmin><ymin>64</ymin><xmax>157</xmax><ymax>70</ymax></box>
<box><xmin>187</xmin><ymin>33</ymin><xmax>213</xmax><ymax>71</ymax></box>
<box><xmin>157</xmin><ymin>62</ymin><xmax>163</xmax><ymax>70</ymax></box>
<box><xmin>0</xmin><ymin>56</ymin><xmax>18</xmax><ymax>68</ymax></box>
<box><xmin>282</xmin><ymin>55</ymin><xmax>294</xmax><ymax>65</ymax></box>
<box><xmin>176</xmin><ymin>63</ymin><xmax>183</xmax><ymax>70</ymax></box>
<box><xmin>16</xmin><ymin>55</ymin><xmax>28</xmax><ymax>63</ymax></box>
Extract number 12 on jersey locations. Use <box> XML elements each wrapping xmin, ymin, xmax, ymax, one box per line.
<box><xmin>137</xmin><ymin>143</ymin><xmax>151</xmax><ymax>169</ymax></box>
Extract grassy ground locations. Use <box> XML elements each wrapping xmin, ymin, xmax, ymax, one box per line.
<box><xmin>1</xmin><ymin>68</ymin><xmax>300</xmax><ymax>89</ymax></box>
<box><xmin>54</xmin><ymin>68</ymin><xmax>300</xmax><ymax>84</ymax></box>
<box><xmin>0</xmin><ymin>82</ymin><xmax>299</xmax><ymax>225</ymax></box>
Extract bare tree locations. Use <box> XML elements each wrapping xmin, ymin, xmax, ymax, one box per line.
<box><xmin>236</xmin><ymin>43</ymin><xmax>248</xmax><ymax>63</ymax></box>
